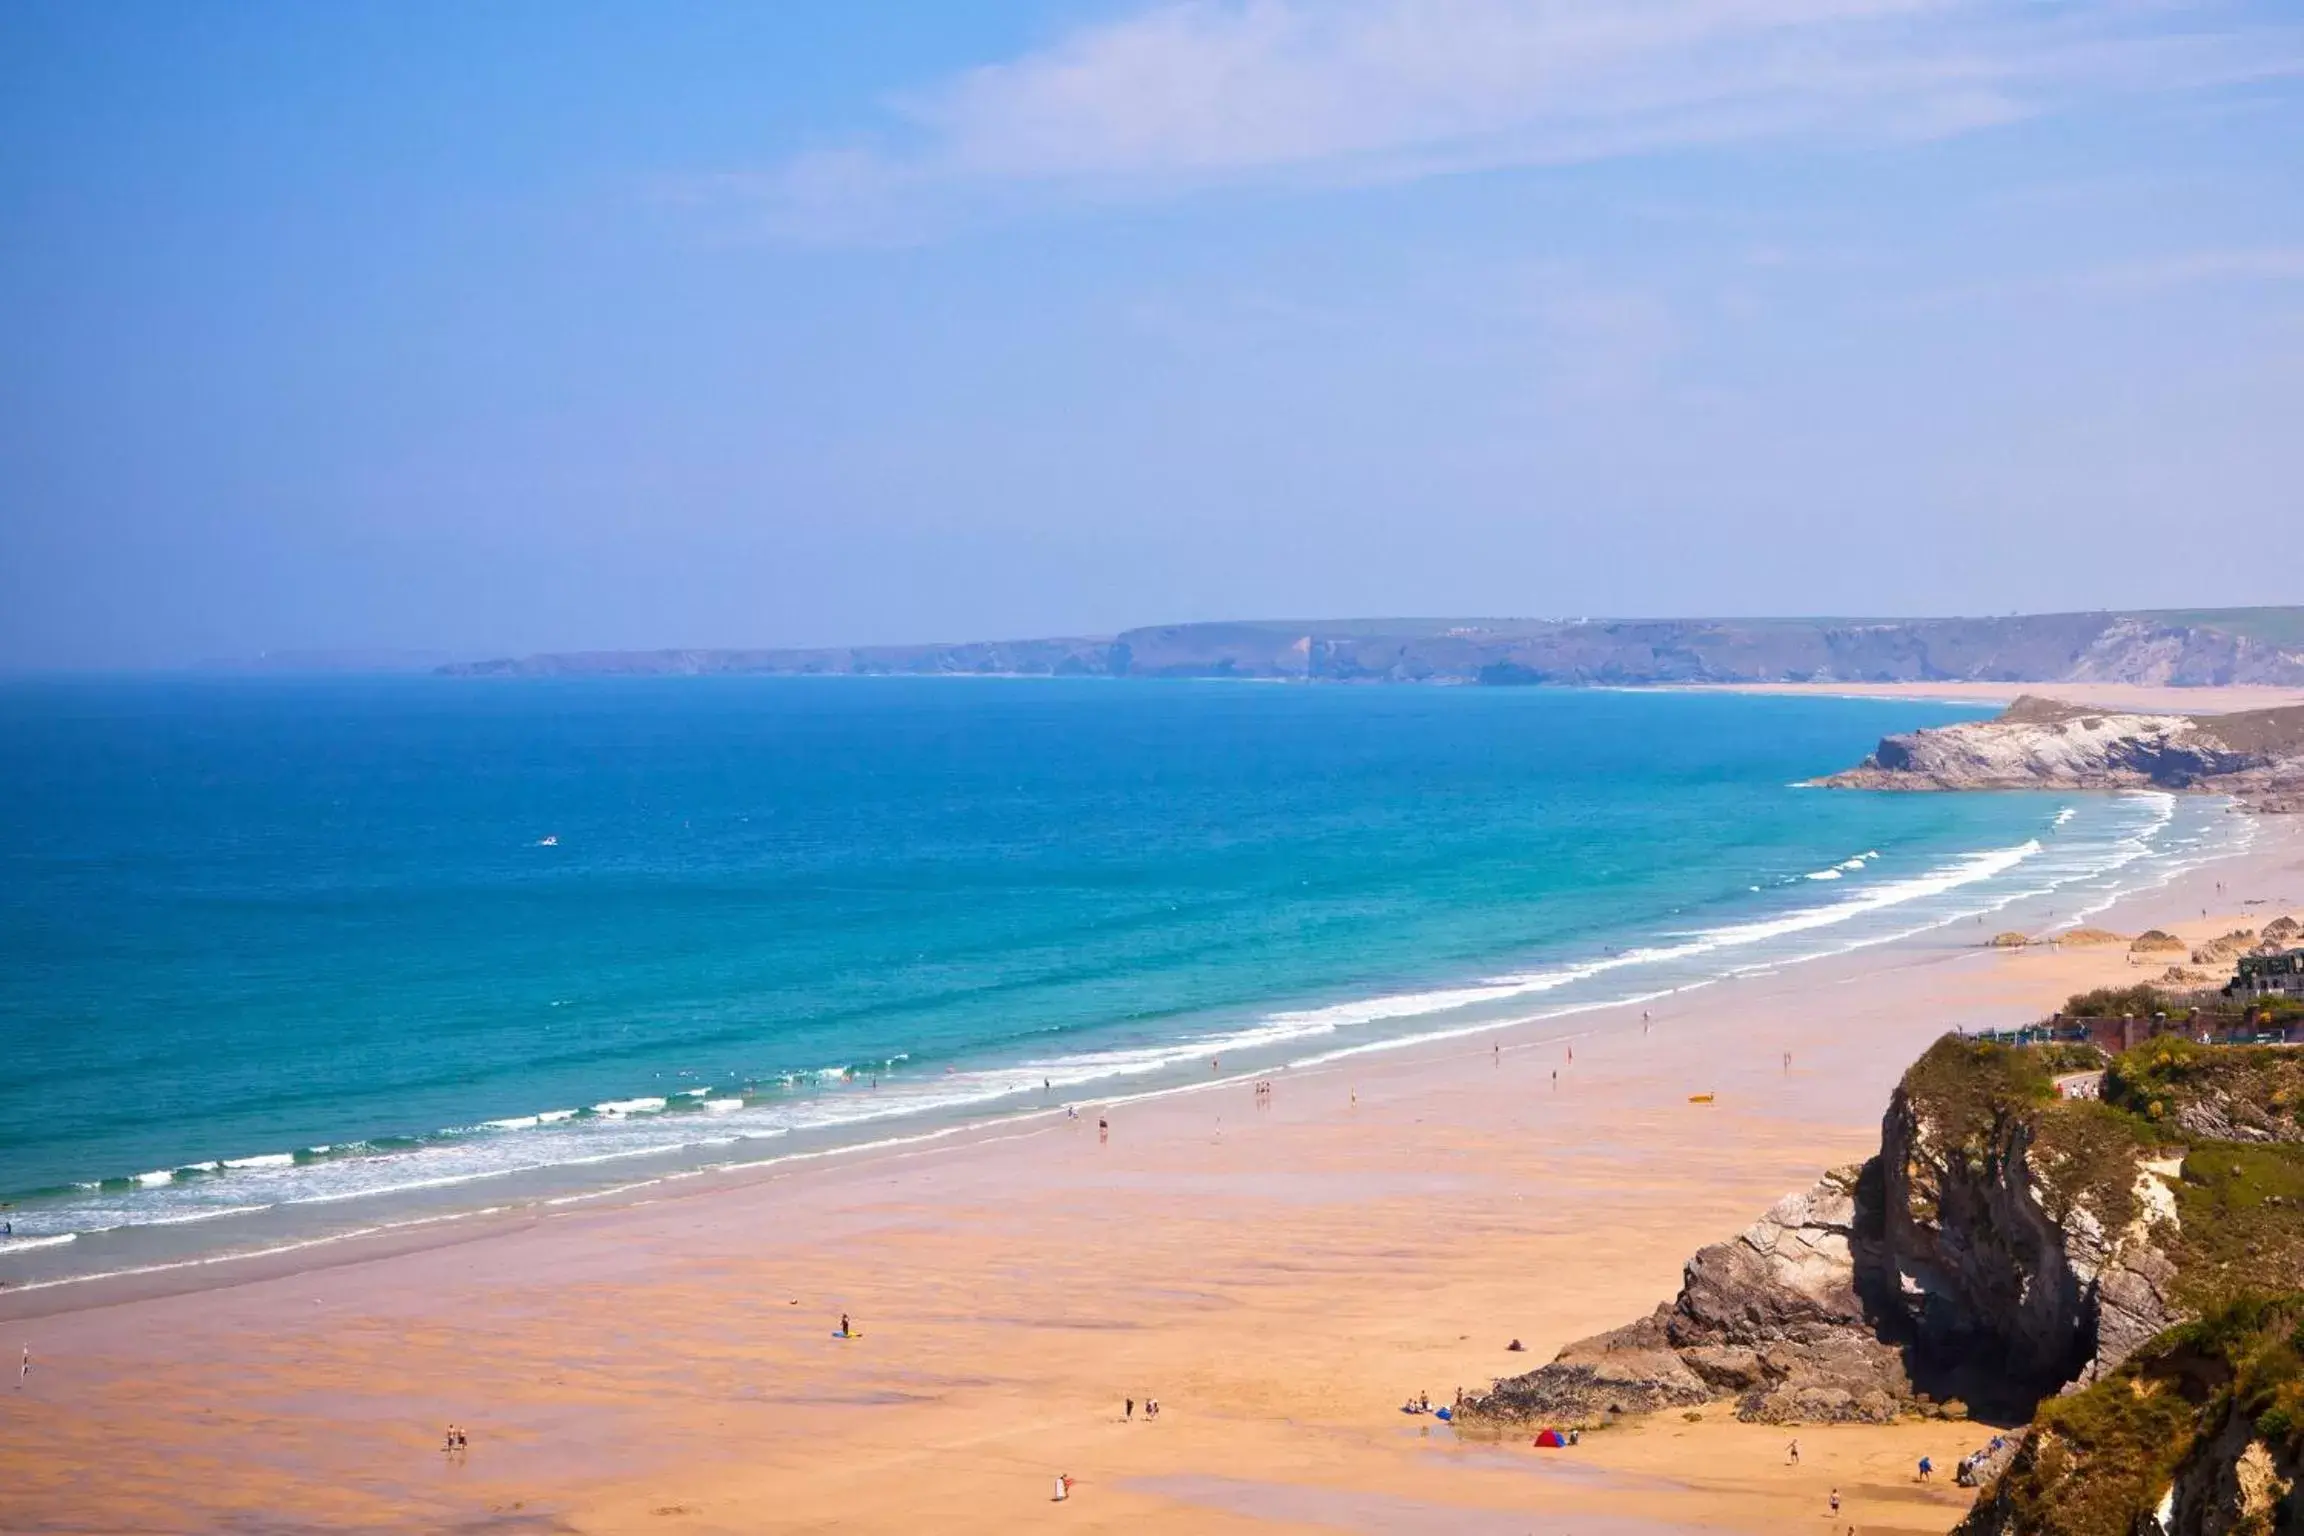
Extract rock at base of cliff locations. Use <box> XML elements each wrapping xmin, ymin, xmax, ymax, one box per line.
<box><xmin>1466</xmin><ymin>1167</ymin><xmax>1915</xmax><ymax>1428</ymax></box>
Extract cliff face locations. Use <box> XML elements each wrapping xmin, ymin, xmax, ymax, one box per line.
<box><xmin>1818</xmin><ymin>697</ymin><xmax>2304</xmax><ymax>809</ymax></box>
<box><xmin>1471</xmin><ymin>1032</ymin><xmax>2304</xmax><ymax>1532</ymax></box>
<box><xmin>1466</xmin><ymin>1039</ymin><xmax>2180</xmax><ymax>1433</ymax></box>
<box><xmin>441</xmin><ymin>610</ymin><xmax>2304</xmax><ymax>686</ymax></box>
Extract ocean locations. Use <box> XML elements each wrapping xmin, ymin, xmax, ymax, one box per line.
<box><xmin>0</xmin><ymin>677</ymin><xmax>2245</xmax><ymax>1290</ymax></box>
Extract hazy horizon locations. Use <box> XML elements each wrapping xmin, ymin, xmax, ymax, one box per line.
<box><xmin>6</xmin><ymin>2</ymin><xmax>2302</xmax><ymax>670</ymax></box>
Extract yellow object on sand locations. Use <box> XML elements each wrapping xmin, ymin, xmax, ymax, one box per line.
<box><xmin>1688</xmin><ymin>1093</ymin><xmax>1715</xmax><ymax>1104</ymax></box>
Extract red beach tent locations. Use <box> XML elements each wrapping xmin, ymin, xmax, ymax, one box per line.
<box><xmin>1533</xmin><ymin>1429</ymin><xmax>1569</xmax><ymax>1448</ymax></box>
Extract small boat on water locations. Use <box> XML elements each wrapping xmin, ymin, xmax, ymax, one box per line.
<box><xmin>1687</xmin><ymin>1092</ymin><xmax>1716</xmax><ymax>1104</ymax></box>
<box><xmin>536</xmin><ymin>834</ymin><xmax>559</xmax><ymax>847</ymax></box>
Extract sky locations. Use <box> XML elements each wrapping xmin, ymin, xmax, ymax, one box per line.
<box><xmin>3</xmin><ymin>1</ymin><xmax>2301</xmax><ymax>669</ymax></box>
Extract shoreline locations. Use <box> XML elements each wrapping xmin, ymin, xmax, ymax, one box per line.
<box><xmin>6</xmin><ymin>817</ymin><xmax>2301</xmax><ymax>1533</ymax></box>
<box><xmin>1670</xmin><ymin>679</ymin><xmax>2304</xmax><ymax>714</ymax></box>
<box><xmin>0</xmin><ymin>790</ymin><xmax>2235</xmax><ymax>1311</ymax></box>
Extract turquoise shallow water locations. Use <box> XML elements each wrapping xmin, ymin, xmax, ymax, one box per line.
<box><xmin>0</xmin><ymin>678</ymin><xmax>2238</xmax><ymax>1287</ymax></box>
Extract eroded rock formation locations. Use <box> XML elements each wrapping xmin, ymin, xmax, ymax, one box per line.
<box><xmin>1464</xmin><ymin>1038</ymin><xmax>2184</xmax><ymax>1431</ymax></box>
<box><xmin>1816</xmin><ymin>697</ymin><xmax>2304</xmax><ymax>811</ymax></box>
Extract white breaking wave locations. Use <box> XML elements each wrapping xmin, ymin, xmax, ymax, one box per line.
<box><xmin>591</xmin><ymin>1097</ymin><xmax>667</xmax><ymax>1117</ymax></box>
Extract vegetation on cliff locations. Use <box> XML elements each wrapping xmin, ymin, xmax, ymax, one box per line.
<box><xmin>1960</xmin><ymin>1295</ymin><xmax>2303</xmax><ymax>1535</ymax></box>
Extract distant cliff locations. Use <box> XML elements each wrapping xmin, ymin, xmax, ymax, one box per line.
<box><xmin>440</xmin><ymin>609</ymin><xmax>2304</xmax><ymax>687</ymax></box>
<box><xmin>1817</xmin><ymin>696</ymin><xmax>2304</xmax><ymax>811</ymax></box>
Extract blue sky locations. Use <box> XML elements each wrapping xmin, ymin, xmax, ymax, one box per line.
<box><xmin>3</xmin><ymin>1</ymin><xmax>2301</xmax><ymax>667</ymax></box>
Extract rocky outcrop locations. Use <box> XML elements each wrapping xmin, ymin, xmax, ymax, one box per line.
<box><xmin>1817</xmin><ymin>697</ymin><xmax>2304</xmax><ymax>811</ymax></box>
<box><xmin>1876</xmin><ymin>1053</ymin><xmax>2181</xmax><ymax>1393</ymax></box>
<box><xmin>1466</xmin><ymin>1039</ymin><xmax>2185</xmax><ymax>1432</ymax></box>
<box><xmin>1475</xmin><ymin>1030</ymin><xmax>2304</xmax><ymax>1530</ymax></box>
<box><xmin>1472</xmin><ymin>1166</ymin><xmax>1914</xmax><ymax>1426</ymax></box>
<box><xmin>2105</xmin><ymin>1044</ymin><xmax>2304</xmax><ymax>1148</ymax></box>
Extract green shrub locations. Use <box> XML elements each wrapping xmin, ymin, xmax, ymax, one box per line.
<box><xmin>2065</xmin><ymin>984</ymin><xmax>2175</xmax><ymax>1019</ymax></box>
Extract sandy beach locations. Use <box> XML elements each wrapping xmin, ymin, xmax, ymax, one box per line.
<box><xmin>5</xmin><ymin>814</ymin><xmax>2302</xmax><ymax>1535</ymax></box>
<box><xmin>1691</xmin><ymin>681</ymin><xmax>2304</xmax><ymax>715</ymax></box>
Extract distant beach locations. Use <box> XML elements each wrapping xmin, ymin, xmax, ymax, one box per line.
<box><xmin>1681</xmin><ymin>679</ymin><xmax>2304</xmax><ymax>714</ymax></box>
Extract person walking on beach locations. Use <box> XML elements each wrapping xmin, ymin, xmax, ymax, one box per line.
<box><xmin>17</xmin><ymin>1344</ymin><xmax>28</xmax><ymax>1389</ymax></box>
<box><xmin>1124</xmin><ymin>1397</ymin><xmax>1133</xmax><ymax>1421</ymax></box>
<box><xmin>1829</xmin><ymin>1488</ymin><xmax>1840</xmax><ymax>1516</ymax></box>
<box><xmin>1786</xmin><ymin>1437</ymin><xmax>1800</xmax><ymax>1465</ymax></box>
<box><xmin>1098</xmin><ymin>1116</ymin><xmax>1109</xmax><ymax>1143</ymax></box>
<box><xmin>1918</xmin><ymin>1455</ymin><xmax>1933</xmax><ymax>1482</ymax></box>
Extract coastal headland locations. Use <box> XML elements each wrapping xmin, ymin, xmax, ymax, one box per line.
<box><xmin>439</xmin><ymin>608</ymin><xmax>2304</xmax><ymax>691</ymax></box>
<box><xmin>6</xmin><ymin>809</ymin><xmax>2301</xmax><ymax>1531</ymax></box>
<box><xmin>1813</xmin><ymin>694</ymin><xmax>2304</xmax><ymax>812</ymax></box>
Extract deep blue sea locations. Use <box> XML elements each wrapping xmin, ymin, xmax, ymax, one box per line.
<box><xmin>0</xmin><ymin>678</ymin><xmax>2240</xmax><ymax>1288</ymax></box>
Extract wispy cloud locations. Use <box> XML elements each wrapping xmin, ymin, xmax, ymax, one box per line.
<box><xmin>736</xmin><ymin>0</ymin><xmax>2304</xmax><ymax>239</ymax></box>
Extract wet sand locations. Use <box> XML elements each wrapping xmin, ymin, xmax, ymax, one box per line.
<box><xmin>3</xmin><ymin>816</ymin><xmax>2300</xmax><ymax>1535</ymax></box>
